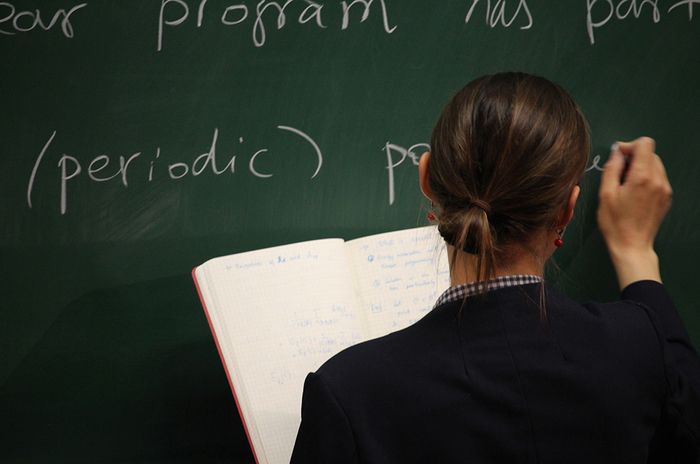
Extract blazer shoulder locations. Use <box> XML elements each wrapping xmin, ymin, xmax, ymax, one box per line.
<box><xmin>316</xmin><ymin>323</ymin><xmax>417</xmax><ymax>380</ymax></box>
<box><xmin>315</xmin><ymin>307</ymin><xmax>457</xmax><ymax>391</ymax></box>
<box><xmin>546</xmin><ymin>285</ymin><xmax>665</xmax><ymax>377</ymax></box>
<box><xmin>547</xmin><ymin>283</ymin><xmax>662</xmax><ymax>339</ymax></box>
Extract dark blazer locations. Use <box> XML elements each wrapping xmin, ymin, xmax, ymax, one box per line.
<box><xmin>291</xmin><ymin>281</ymin><xmax>700</xmax><ymax>463</ymax></box>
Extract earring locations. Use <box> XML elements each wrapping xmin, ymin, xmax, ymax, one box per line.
<box><xmin>427</xmin><ymin>202</ymin><xmax>436</xmax><ymax>222</ymax></box>
<box><xmin>554</xmin><ymin>229</ymin><xmax>564</xmax><ymax>248</ymax></box>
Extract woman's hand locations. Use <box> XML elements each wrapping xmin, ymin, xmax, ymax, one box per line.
<box><xmin>597</xmin><ymin>137</ymin><xmax>673</xmax><ymax>290</ymax></box>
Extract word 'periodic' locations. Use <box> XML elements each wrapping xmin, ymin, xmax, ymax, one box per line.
<box><xmin>26</xmin><ymin>126</ymin><xmax>323</xmax><ymax>215</ymax></box>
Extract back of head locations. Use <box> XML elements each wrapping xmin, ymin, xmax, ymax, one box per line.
<box><xmin>429</xmin><ymin>72</ymin><xmax>590</xmax><ymax>284</ymax></box>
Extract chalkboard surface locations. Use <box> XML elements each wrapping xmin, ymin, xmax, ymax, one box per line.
<box><xmin>1</xmin><ymin>1</ymin><xmax>699</xmax><ymax>462</ymax></box>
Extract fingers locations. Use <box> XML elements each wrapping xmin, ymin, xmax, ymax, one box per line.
<box><xmin>616</xmin><ymin>137</ymin><xmax>655</xmax><ymax>156</ymax></box>
<box><xmin>617</xmin><ymin>137</ymin><xmax>656</xmax><ymax>169</ymax></box>
<box><xmin>599</xmin><ymin>145</ymin><xmax>626</xmax><ymax>197</ymax></box>
<box><xmin>602</xmin><ymin>136</ymin><xmax>671</xmax><ymax>189</ymax></box>
<box><xmin>652</xmin><ymin>154</ymin><xmax>673</xmax><ymax>198</ymax></box>
<box><xmin>653</xmin><ymin>154</ymin><xmax>667</xmax><ymax>180</ymax></box>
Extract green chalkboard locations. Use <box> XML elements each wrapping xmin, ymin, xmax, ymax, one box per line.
<box><xmin>1</xmin><ymin>0</ymin><xmax>699</xmax><ymax>461</ymax></box>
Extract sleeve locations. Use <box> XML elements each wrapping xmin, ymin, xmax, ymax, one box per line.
<box><xmin>622</xmin><ymin>280</ymin><xmax>700</xmax><ymax>461</ymax></box>
<box><xmin>290</xmin><ymin>372</ymin><xmax>359</xmax><ymax>464</ymax></box>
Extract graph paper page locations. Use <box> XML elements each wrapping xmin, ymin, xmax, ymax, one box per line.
<box><xmin>347</xmin><ymin>226</ymin><xmax>450</xmax><ymax>340</ymax></box>
<box><xmin>198</xmin><ymin>239</ymin><xmax>365</xmax><ymax>464</ymax></box>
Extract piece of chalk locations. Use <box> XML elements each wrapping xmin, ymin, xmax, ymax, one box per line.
<box><xmin>613</xmin><ymin>142</ymin><xmax>632</xmax><ymax>184</ymax></box>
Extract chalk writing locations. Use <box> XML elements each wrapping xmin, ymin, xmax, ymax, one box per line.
<box><xmin>157</xmin><ymin>0</ymin><xmax>397</xmax><ymax>51</ymax></box>
<box><xmin>26</xmin><ymin>125</ymin><xmax>323</xmax><ymax>215</ymax></box>
<box><xmin>383</xmin><ymin>141</ymin><xmax>428</xmax><ymax>205</ymax></box>
<box><xmin>385</xmin><ymin>140</ymin><xmax>610</xmax><ymax>205</ymax></box>
<box><xmin>668</xmin><ymin>0</ymin><xmax>700</xmax><ymax>19</ymax></box>
<box><xmin>586</xmin><ymin>0</ymin><xmax>662</xmax><ymax>44</ymax></box>
<box><xmin>0</xmin><ymin>1</ymin><xmax>692</xmax><ymax>50</ymax></box>
<box><xmin>0</xmin><ymin>2</ymin><xmax>87</xmax><ymax>37</ymax></box>
<box><xmin>465</xmin><ymin>0</ymin><xmax>533</xmax><ymax>29</ymax></box>
<box><xmin>585</xmin><ymin>154</ymin><xmax>604</xmax><ymax>173</ymax></box>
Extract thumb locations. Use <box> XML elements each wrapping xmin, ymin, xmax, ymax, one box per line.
<box><xmin>600</xmin><ymin>145</ymin><xmax>625</xmax><ymax>196</ymax></box>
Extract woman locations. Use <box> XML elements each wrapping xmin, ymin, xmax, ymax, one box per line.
<box><xmin>291</xmin><ymin>73</ymin><xmax>700</xmax><ymax>462</ymax></box>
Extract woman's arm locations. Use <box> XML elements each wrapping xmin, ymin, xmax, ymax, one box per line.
<box><xmin>597</xmin><ymin>137</ymin><xmax>672</xmax><ymax>289</ymax></box>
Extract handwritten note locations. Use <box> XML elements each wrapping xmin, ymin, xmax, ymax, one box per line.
<box><xmin>199</xmin><ymin>238</ymin><xmax>364</xmax><ymax>464</ymax></box>
<box><xmin>347</xmin><ymin>226</ymin><xmax>450</xmax><ymax>338</ymax></box>
<box><xmin>196</xmin><ymin>226</ymin><xmax>450</xmax><ymax>462</ymax></box>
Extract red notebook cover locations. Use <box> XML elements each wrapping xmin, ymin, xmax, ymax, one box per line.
<box><xmin>192</xmin><ymin>267</ymin><xmax>262</xmax><ymax>464</ymax></box>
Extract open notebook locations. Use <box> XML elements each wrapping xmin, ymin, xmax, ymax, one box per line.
<box><xmin>192</xmin><ymin>226</ymin><xmax>450</xmax><ymax>464</ymax></box>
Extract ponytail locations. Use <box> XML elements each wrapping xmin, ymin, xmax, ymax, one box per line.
<box><xmin>438</xmin><ymin>200</ymin><xmax>497</xmax><ymax>294</ymax></box>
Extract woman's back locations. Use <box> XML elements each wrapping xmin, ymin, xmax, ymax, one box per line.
<box><xmin>293</xmin><ymin>280</ymin><xmax>700</xmax><ymax>463</ymax></box>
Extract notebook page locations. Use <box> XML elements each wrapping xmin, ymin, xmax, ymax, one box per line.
<box><xmin>199</xmin><ymin>239</ymin><xmax>365</xmax><ymax>464</ymax></box>
<box><xmin>346</xmin><ymin>226</ymin><xmax>450</xmax><ymax>340</ymax></box>
<box><xmin>196</xmin><ymin>265</ymin><xmax>266</xmax><ymax>462</ymax></box>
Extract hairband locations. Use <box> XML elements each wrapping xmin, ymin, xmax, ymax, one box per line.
<box><xmin>469</xmin><ymin>199</ymin><xmax>491</xmax><ymax>215</ymax></box>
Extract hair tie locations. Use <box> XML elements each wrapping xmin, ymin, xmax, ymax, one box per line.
<box><xmin>469</xmin><ymin>199</ymin><xmax>491</xmax><ymax>215</ymax></box>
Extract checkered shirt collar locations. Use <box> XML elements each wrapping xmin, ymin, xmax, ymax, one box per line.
<box><xmin>433</xmin><ymin>275</ymin><xmax>543</xmax><ymax>309</ymax></box>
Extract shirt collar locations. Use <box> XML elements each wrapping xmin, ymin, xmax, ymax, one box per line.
<box><xmin>433</xmin><ymin>274</ymin><xmax>543</xmax><ymax>309</ymax></box>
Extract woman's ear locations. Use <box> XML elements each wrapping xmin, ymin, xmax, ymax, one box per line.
<box><xmin>560</xmin><ymin>185</ymin><xmax>581</xmax><ymax>227</ymax></box>
<box><xmin>418</xmin><ymin>152</ymin><xmax>434</xmax><ymax>202</ymax></box>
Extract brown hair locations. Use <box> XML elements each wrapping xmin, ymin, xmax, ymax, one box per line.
<box><xmin>428</xmin><ymin>72</ymin><xmax>590</xmax><ymax>295</ymax></box>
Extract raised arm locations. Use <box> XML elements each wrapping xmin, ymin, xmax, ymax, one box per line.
<box><xmin>597</xmin><ymin>137</ymin><xmax>672</xmax><ymax>290</ymax></box>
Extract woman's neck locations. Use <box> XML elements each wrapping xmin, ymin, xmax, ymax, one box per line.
<box><xmin>446</xmin><ymin>242</ymin><xmax>547</xmax><ymax>287</ymax></box>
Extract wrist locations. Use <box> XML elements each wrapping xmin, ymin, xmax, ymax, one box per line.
<box><xmin>607</xmin><ymin>246</ymin><xmax>661</xmax><ymax>290</ymax></box>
